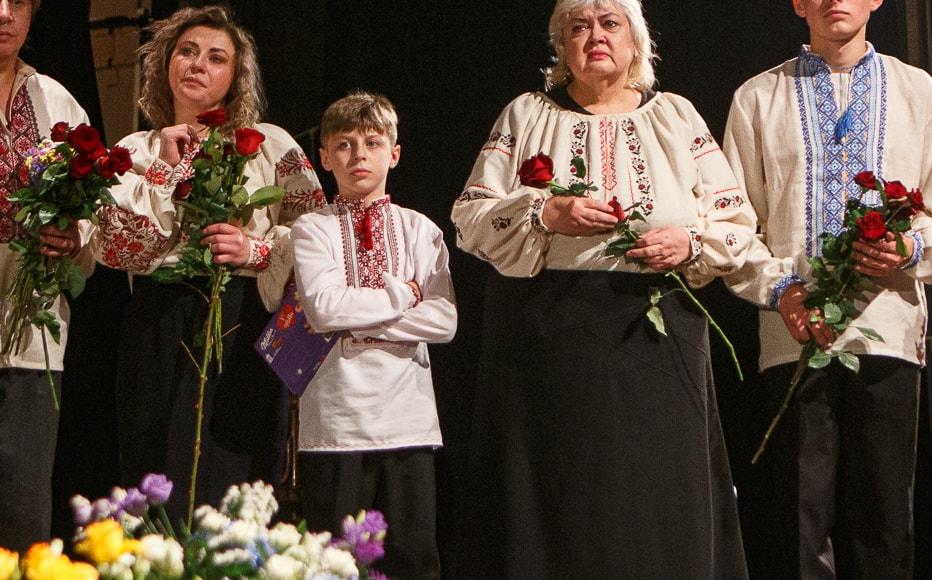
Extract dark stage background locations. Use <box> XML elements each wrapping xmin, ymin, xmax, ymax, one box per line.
<box><xmin>20</xmin><ymin>1</ymin><xmax>930</xmax><ymax>577</ymax></box>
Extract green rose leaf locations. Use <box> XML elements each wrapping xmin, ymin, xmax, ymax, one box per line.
<box><xmin>249</xmin><ymin>185</ymin><xmax>285</xmax><ymax>208</ymax></box>
<box><xmin>808</xmin><ymin>350</ymin><xmax>833</xmax><ymax>369</ymax></box>
<box><xmin>855</xmin><ymin>326</ymin><xmax>885</xmax><ymax>342</ymax></box>
<box><xmin>837</xmin><ymin>351</ymin><xmax>860</xmax><ymax>373</ymax></box>
<box><xmin>646</xmin><ymin>305</ymin><xmax>666</xmax><ymax>336</ymax></box>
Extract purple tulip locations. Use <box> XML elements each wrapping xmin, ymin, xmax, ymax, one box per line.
<box><xmin>354</xmin><ymin>540</ymin><xmax>385</xmax><ymax>566</ymax></box>
<box><xmin>91</xmin><ymin>498</ymin><xmax>114</xmax><ymax>520</ymax></box>
<box><xmin>361</xmin><ymin>510</ymin><xmax>388</xmax><ymax>535</ymax></box>
<box><xmin>139</xmin><ymin>473</ymin><xmax>173</xmax><ymax>505</ymax></box>
<box><xmin>70</xmin><ymin>495</ymin><xmax>92</xmax><ymax>526</ymax></box>
<box><xmin>121</xmin><ymin>487</ymin><xmax>149</xmax><ymax>517</ymax></box>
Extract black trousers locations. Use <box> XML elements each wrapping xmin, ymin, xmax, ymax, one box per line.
<box><xmin>743</xmin><ymin>356</ymin><xmax>919</xmax><ymax>580</ymax></box>
<box><xmin>0</xmin><ymin>369</ymin><xmax>59</xmax><ymax>551</ymax></box>
<box><xmin>299</xmin><ymin>448</ymin><xmax>440</xmax><ymax>580</ymax></box>
<box><xmin>115</xmin><ymin>276</ymin><xmax>288</xmax><ymax>524</ymax></box>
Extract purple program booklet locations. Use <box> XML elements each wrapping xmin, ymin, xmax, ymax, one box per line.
<box><xmin>255</xmin><ymin>283</ymin><xmax>337</xmax><ymax>397</ymax></box>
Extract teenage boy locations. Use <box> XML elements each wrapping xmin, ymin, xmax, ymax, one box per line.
<box><xmin>724</xmin><ymin>1</ymin><xmax>932</xmax><ymax>577</ymax></box>
<box><xmin>291</xmin><ymin>91</ymin><xmax>457</xmax><ymax>580</ymax></box>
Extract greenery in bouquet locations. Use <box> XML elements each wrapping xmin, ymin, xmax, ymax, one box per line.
<box><xmin>0</xmin><ymin>475</ymin><xmax>388</xmax><ymax>580</ymax></box>
<box><xmin>517</xmin><ymin>152</ymin><xmax>742</xmax><ymax>380</ymax></box>
<box><xmin>1</xmin><ymin>122</ymin><xmax>131</xmax><ymax>409</ymax></box>
<box><xmin>752</xmin><ymin>170</ymin><xmax>926</xmax><ymax>463</ymax></box>
<box><xmin>147</xmin><ymin>108</ymin><xmax>285</xmax><ymax>526</ymax></box>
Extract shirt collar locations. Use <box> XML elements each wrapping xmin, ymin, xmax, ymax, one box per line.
<box><xmin>798</xmin><ymin>42</ymin><xmax>876</xmax><ymax>74</ymax></box>
<box><xmin>335</xmin><ymin>194</ymin><xmax>391</xmax><ymax>212</ymax></box>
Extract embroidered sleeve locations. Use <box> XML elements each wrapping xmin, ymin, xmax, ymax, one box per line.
<box><xmin>97</xmin><ymin>205</ymin><xmax>171</xmax><ymax>273</ymax></box>
<box><xmin>899</xmin><ymin>230</ymin><xmax>924</xmax><ymax>270</ymax></box>
<box><xmin>683</xmin><ymin>225</ymin><xmax>703</xmax><ymax>263</ymax></box>
<box><xmin>676</xmin><ymin>97</ymin><xmax>758</xmax><ymax>289</ymax></box>
<box><xmin>276</xmin><ymin>148</ymin><xmax>326</xmax><ymax>226</ymax></box>
<box><xmin>450</xmin><ymin>95</ymin><xmax>554</xmax><ymax>277</ymax></box>
<box><xmin>247</xmin><ymin>235</ymin><xmax>273</xmax><ymax>271</ymax></box>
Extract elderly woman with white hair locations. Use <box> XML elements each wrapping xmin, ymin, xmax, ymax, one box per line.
<box><xmin>450</xmin><ymin>0</ymin><xmax>754</xmax><ymax>577</ymax></box>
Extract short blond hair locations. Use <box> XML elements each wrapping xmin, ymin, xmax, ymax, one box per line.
<box><xmin>320</xmin><ymin>92</ymin><xmax>398</xmax><ymax>146</ymax></box>
<box><xmin>545</xmin><ymin>0</ymin><xmax>657</xmax><ymax>90</ymax></box>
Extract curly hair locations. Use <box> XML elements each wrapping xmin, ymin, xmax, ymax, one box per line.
<box><xmin>137</xmin><ymin>5</ymin><xmax>265</xmax><ymax>132</ymax></box>
<box><xmin>544</xmin><ymin>0</ymin><xmax>657</xmax><ymax>91</ymax></box>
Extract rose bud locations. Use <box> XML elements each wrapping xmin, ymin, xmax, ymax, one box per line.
<box><xmin>235</xmin><ymin>127</ymin><xmax>265</xmax><ymax>156</ymax></box>
<box><xmin>68</xmin><ymin>154</ymin><xmax>95</xmax><ymax>178</ymax></box>
<box><xmin>856</xmin><ymin>210</ymin><xmax>887</xmax><ymax>241</ymax></box>
<box><xmin>853</xmin><ymin>170</ymin><xmax>877</xmax><ymax>190</ymax></box>
<box><xmin>95</xmin><ymin>155</ymin><xmax>119</xmax><ymax>179</ymax></box>
<box><xmin>108</xmin><ymin>146</ymin><xmax>133</xmax><ymax>174</ymax></box>
<box><xmin>68</xmin><ymin>123</ymin><xmax>104</xmax><ymax>155</ymax></box>
<box><xmin>50</xmin><ymin>121</ymin><xmax>70</xmax><ymax>142</ymax></box>
<box><xmin>884</xmin><ymin>180</ymin><xmax>908</xmax><ymax>203</ymax></box>
<box><xmin>173</xmin><ymin>180</ymin><xmax>193</xmax><ymax>201</ymax></box>
<box><xmin>517</xmin><ymin>153</ymin><xmax>555</xmax><ymax>189</ymax></box>
<box><xmin>608</xmin><ymin>196</ymin><xmax>626</xmax><ymax>221</ymax></box>
<box><xmin>907</xmin><ymin>188</ymin><xmax>925</xmax><ymax>214</ymax></box>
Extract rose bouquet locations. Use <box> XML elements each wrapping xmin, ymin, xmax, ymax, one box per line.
<box><xmin>0</xmin><ymin>475</ymin><xmax>388</xmax><ymax>580</ymax></box>
<box><xmin>751</xmin><ymin>171</ymin><xmax>925</xmax><ymax>462</ymax></box>
<box><xmin>517</xmin><ymin>153</ymin><xmax>743</xmax><ymax>380</ymax></box>
<box><xmin>1</xmin><ymin>122</ymin><xmax>131</xmax><ymax>409</ymax></box>
<box><xmin>148</xmin><ymin>108</ymin><xmax>284</xmax><ymax>526</ymax></box>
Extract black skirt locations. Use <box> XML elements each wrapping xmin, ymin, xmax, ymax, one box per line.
<box><xmin>449</xmin><ymin>269</ymin><xmax>748</xmax><ymax>579</ymax></box>
<box><xmin>115</xmin><ymin>275</ymin><xmax>287</xmax><ymax>522</ymax></box>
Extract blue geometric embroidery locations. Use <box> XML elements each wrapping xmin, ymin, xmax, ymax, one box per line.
<box><xmin>794</xmin><ymin>45</ymin><xmax>887</xmax><ymax>257</ymax></box>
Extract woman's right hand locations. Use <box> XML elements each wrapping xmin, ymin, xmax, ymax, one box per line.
<box><xmin>542</xmin><ymin>195</ymin><xmax>617</xmax><ymax>236</ymax></box>
<box><xmin>158</xmin><ymin>124</ymin><xmax>198</xmax><ymax>167</ymax></box>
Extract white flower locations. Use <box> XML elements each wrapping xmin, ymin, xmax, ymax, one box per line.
<box><xmin>118</xmin><ymin>512</ymin><xmax>144</xmax><ymax>534</ymax></box>
<box><xmin>221</xmin><ymin>481</ymin><xmax>278</xmax><ymax>526</ymax></box>
<box><xmin>194</xmin><ymin>505</ymin><xmax>231</xmax><ymax>534</ymax></box>
<box><xmin>262</xmin><ymin>554</ymin><xmax>305</xmax><ymax>579</ymax></box>
<box><xmin>319</xmin><ymin>546</ymin><xmax>358</xmax><ymax>578</ymax></box>
<box><xmin>227</xmin><ymin>520</ymin><xmax>261</xmax><ymax>546</ymax></box>
<box><xmin>268</xmin><ymin>523</ymin><xmax>302</xmax><ymax>552</ymax></box>
<box><xmin>137</xmin><ymin>535</ymin><xmax>185</xmax><ymax>578</ymax></box>
<box><xmin>211</xmin><ymin>547</ymin><xmax>255</xmax><ymax>567</ymax></box>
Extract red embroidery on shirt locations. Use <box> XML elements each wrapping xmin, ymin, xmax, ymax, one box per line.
<box><xmin>600</xmin><ymin>117</ymin><xmax>618</xmax><ymax>197</ymax></box>
<box><xmin>248</xmin><ymin>237</ymin><xmax>272</xmax><ymax>271</ymax></box>
<box><xmin>0</xmin><ymin>84</ymin><xmax>39</xmax><ymax>243</ymax></box>
<box><xmin>282</xmin><ymin>187</ymin><xmax>326</xmax><ymax>214</ymax></box>
<box><xmin>145</xmin><ymin>162</ymin><xmax>169</xmax><ymax>186</ymax></box>
<box><xmin>276</xmin><ymin>149</ymin><xmax>314</xmax><ymax>176</ymax></box>
<box><xmin>99</xmin><ymin>206</ymin><xmax>169</xmax><ymax>272</ymax></box>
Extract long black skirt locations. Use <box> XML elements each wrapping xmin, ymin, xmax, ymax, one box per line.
<box><xmin>448</xmin><ymin>270</ymin><xmax>747</xmax><ymax>580</ymax></box>
<box><xmin>115</xmin><ymin>276</ymin><xmax>287</xmax><ymax>523</ymax></box>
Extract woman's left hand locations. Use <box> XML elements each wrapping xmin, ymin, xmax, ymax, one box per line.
<box><xmin>626</xmin><ymin>226</ymin><xmax>692</xmax><ymax>271</ymax></box>
<box><xmin>39</xmin><ymin>222</ymin><xmax>81</xmax><ymax>258</ymax></box>
<box><xmin>202</xmin><ymin>222</ymin><xmax>250</xmax><ymax>268</ymax></box>
<box><xmin>852</xmin><ymin>232</ymin><xmax>912</xmax><ymax>277</ymax></box>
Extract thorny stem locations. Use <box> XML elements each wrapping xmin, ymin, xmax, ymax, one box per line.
<box><xmin>39</xmin><ymin>327</ymin><xmax>60</xmax><ymax>411</ymax></box>
<box><xmin>751</xmin><ymin>339</ymin><xmax>817</xmax><ymax>464</ymax></box>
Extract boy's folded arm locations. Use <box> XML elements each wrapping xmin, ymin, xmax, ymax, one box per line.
<box><xmin>292</xmin><ymin>222</ymin><xmax>416</xmax><ymax>332</ymax></box>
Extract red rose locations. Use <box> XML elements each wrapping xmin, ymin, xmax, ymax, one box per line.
<box><xmin>884</xmin><ymin>180</ymin><xmax>907</xmax><ymax>203</ymax></box>
<box><xmin>908</xmin><ymin>188</ymin><xmax>925</xmax><ymax>214</ymax></box>
<box><xmin>856</xmin><ymin>210</ymin><xmax>887</xmax><ymax>241</ymax></box>
<box><xmin>108</xmin><ymin>146</ymin><xmax>133</xmax><ymax>174</ymax></box>
<box><xmin>235</xmin><ymin>127</ymin><xmax>265</xmax><ymax>156</ymax></box>
<box><xmin>517</xmin><ymin>153</ymin><xmax>554</xmax><ymax>188</ymax></box>
<box><xmin>608</xmin><ymin>196</ymin><xmax>626</xmax><ymax>221</ymax></box>
<box><xmin>68</xmin><ymin>154</ymin><xmax>94</xmax><ymax>179</ymax></box>
<box><xmin>854</xmin><ymin>171</ymin><xmax>877</xmax><ymax>190</ymax></box>
<box><xmin>95</xmin><ymin>155</ymin><xmax>119</xmax><ymax>179</ymax></box>
<box><xmin>67</xmin><ymin>123</ymin><xmax>103</xmax><ymax>156</ymax></box>
<box><xmin>173</xmin><ymin>180</ymin><xmax>193</xmax><ymax>201</ymax></box>
<box><xmin>196</xmin><ymin>108</ymin><xmax>227</xmax><ymax>127</ymax></box>
<box><xmin>50</xmin><ymin>121</ymin><xmax>70</xmax><ymax>142</ymax></box>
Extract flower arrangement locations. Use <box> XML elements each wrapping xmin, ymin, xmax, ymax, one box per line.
<box><xmin>0</xmin><ymin>476</ymin><xmax>387</xmax><ymax>580</ymax></box>
<box><xmin>517</xmin><ymin>153</ymin><xmax>743</xmax><ymax>380</ymax></box>
<box><xmin>1</xmin><ymin>122</ymin><xmax>131</xmax><ymax>409</ymax></box>
<box><xmin>751</xmin><ymin>170</ymin><xmax>926</xmax><ymax>462</ymax></box>
<box><xmin>147</xmin><ymin>108</ymin><xmax>285</xmax><ymax>525</ymax></box>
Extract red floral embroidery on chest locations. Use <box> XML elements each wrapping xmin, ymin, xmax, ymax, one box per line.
<box><xmin>337</xmin><ymin>197</ymin><xmax>399</xmax><ymax>290</ymax></box>
<box><xmin>0</xmin><ymin>84</ymin><xmax>39</xmax><ymax>243</ymax></box>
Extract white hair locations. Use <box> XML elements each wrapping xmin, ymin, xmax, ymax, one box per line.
<box><xmin>544</xmin><ymin>0</ymin><xmax>657</xmax><ymax>90</ymax></box>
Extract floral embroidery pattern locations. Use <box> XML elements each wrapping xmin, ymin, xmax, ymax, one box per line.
<box><xmin>276</xmin><ymin>149</ymin><xmax>314</xmax><ymax>176</ymax></box>
<box><xmin>569</xmin><ymin>121</ymin><xmax>588</xmax><ymax>187</ymax></box>
<box><xmin>247</xmin><ymin>237</ymin><xmax>273</xmax><ymax>271</ymax></box>
<box><xmin>457</xmin><ymin>189</ymin><xmax>493</xmax><ymax>202</ymax></box>
<box><xmin>99</xmin><ymin>206</ymin><xmax>169</xmax><ymax>272</ymax></box>
<box><xmin>685</xmin><ymin>225</ymin><xmax>703</xmax><ymax>261</ymax></box>
<box><xmin>726</xmin><ymin>233</ymin><xmax>737</xmax><ymax>247</ymax></box>
<box><xmin>620</xmin><ymin>119</ymin><xmax>654</xmax><ymax>215</ymax></box>
<box><xmin>144</xmin><ymin>160</ymin><xmax>171</xmax><ymax>186</ymax></box>
<box><xmin>713</xmin><ymin>195</ymin><xmax>746</xmax><ymax>210</ymax></box>
<box><xmin>529</xmin><ymin>195</ymin><xmax>548</xmax><ymax>234</ymax></box>
<box><xmin>481</xmin><ymin>131</ymin><xmax>517</xmax><ymax>156</ymax></box>
<box><xmin>337</xmin><ymin>196</ymin><xmax>396</xmax><ymax>290</ymax></box>
<box><xmin>599</xmin><ymin>118</ymin><xmax>618</xmax><ymax>197</ymax></box>
<box><xmin>0</xmin><ymin>84</ymin><xmax>39</xmax><ymax>243</ymax></box>
<box><xmin>690</xmin><ymin>132</ymin><xmax>716</xmax><ymax>154</ymax></box>
<box><xmin>282</xmin><ymin>187</ymin><xmax>326</xmax><ymax>214</ymax></box>
<box><xmin>491</xmin><ymin>216</ymin><xmax>512</xmax><ymax>231</ymax></box>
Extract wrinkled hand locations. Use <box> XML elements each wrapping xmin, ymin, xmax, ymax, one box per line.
<box><xmin>626</xmin><ymin>226</ymin><xmax>691</xmax><ymax>271</ymax></box>
<box><xmin>777</xmin><ymin>284</ymin><xmax>834</xmax><ymax>348</ymax></box>
<box><xmin>201</xmin><ymin>222</ymin><xmax>250</xmax><ymax>268</ymax></box>
<box><xmin>852</xmin><ymin>232</ymin><xmax>912</xmax><ymax>277</ymax></box>
<box><xmin>541</xmin><ymin>195</ymin><xmax>617</xmax><ymax>236</ymax></box>
<box><xmin>39</xmin><ymin>222</ymin><xmax>81</xmax><ymax>258</ymax></box>
<box><xmin>158</xmin><ymin>124</ymin><xmax>198</xmax><ymax>167</ymax></box>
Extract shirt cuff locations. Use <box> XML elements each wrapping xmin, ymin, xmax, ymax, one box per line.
<box><xmin>683</xmin><ymin>225</ymin><xmax>703</xmax><ymax>263</ymax></box>
<box><xmin>247</xmin><ymin>237</ymin><xmax>273</xmax><ymax>271</ymax></box>
<box><xmin>769</xmin><ymin>274</ymin><xmax>805</xmax><ymax>310</ymax></box>
<box><xmin>529</xmin><ymin>191</ymin><xmax>552</xmax><ymax>234</ymax></box>
<box><xmin>899</xmin><ymin>230</ymin><xmax>924</xmax><ymax>270</ymax></box>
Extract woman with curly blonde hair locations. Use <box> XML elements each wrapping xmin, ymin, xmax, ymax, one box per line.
<box><xmin>97</xmin><ymin>5</ymin><xmax>326</xmax><ymax>520</ymax></box>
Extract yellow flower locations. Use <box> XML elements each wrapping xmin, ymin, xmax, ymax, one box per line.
<box><xmin>74</xmin><ymin>520</ymin><xmax>139</xmax><ymax>565</ymax></box>
<box><xmin>0</xmin><ymin>548</ymin><xmax>18</xmax><ymax>580</ymax></box>
<box><xmin>21</xmin><ymin>541</ymin><xmax>99</xmax><ymax>580</ymax></box>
